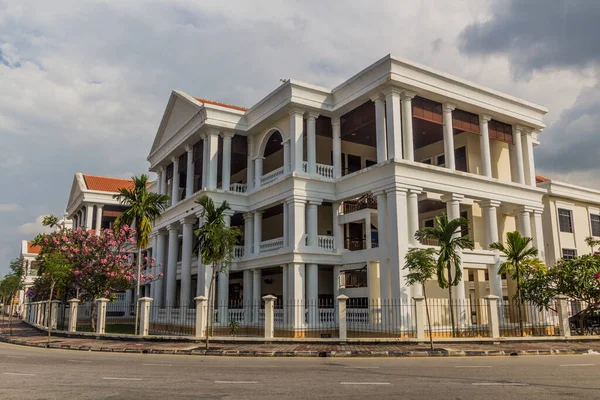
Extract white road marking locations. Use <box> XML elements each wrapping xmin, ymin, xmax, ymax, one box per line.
<box><xmin>6</xmin><ymin>356</ymin><xmax>26</xmax><ymax>359</ymax></box>
<box><xmin>142</xmin><ymin>363</ymin><xmax>172</xmax><ymax>366</ymax></box>
<box><xmin>67</xmin><ymin>360</ymin><xmax>92</xmax><ymax>363</ymax></box>
<box><xmin>215</xmin><ymin>381</ymin><xmax>258</xmax><ymax>384</ymax></box>
<box><xmin>3</xmin><ymin>373</ymin><xmax>35</xmax><ymax>376</ymax></box>
<box><xmin>560</xmin><ymin>364</ymin><xmax>595</xmax><ymax>367</ymax></box>
<box><xmin>472</xmin><ymin>382</ymin><xmax>528</xmax><ymax>386</ymax></box>
<box><xmin>340</xmin><ymin>382</ymin><xmax>390</xmax><ymax>385</ymax></box>
<box><xmin>102</xmin><ymin>377</ymin><xmax>143</xmax><ymax>381</ymax></box>
<box><xmin>344</xmin><ymin>366</ymin><xmax>380</xmax><ymax>369</ymax></box>
<box><xmin>455</xmin><ymin>365</ymin><xmax>492</xmax><ymax>368</ymax></box>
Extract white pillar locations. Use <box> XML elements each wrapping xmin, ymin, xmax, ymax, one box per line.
<box><xmin>68</xmin><ymin>299</ymin><xmax>79</xmax><ymax>332</ymax></box>
<box><xmin>85</xmin><ymin>204</ymin><xmax>94</xmax><ymax>230</ymax></box>
<box><xmin>253</xmin><ymin>211</ymin><xmax>262</xmax><ymax>255</ymax></box>
<box><xmin>202</xmin><ymin>133</ymin><xmax>209</xmax><ymax>189</ymax></box>
<box><xmin>306</xmin><ymin>263</ymin><xmax>318</xmax><ymax>326</ymax></box>
<box><xmin>221</xmin><ymin>132</ymin><xmax>233</xmax><ymax>190</ymax></box>
<box><xmin>252</xmin><ymin>269</ymin><xmax>261</xmax><ymax>314</ymax></box>
<box><xmin>479</xmin><ymin>115</ymin><xmax>493</xmax><ymax>178</ymax></box>
<box><xmin>263</xmin><ymin>295</ymin><xmax>276</xmax><ymax>339</ymax></box>
<box><xmin>288</xmin><ymin>263</ymin><xmax>305</xmax><ymax>329</ymax></box>
<box><xmin>441</xmin><ymin>193</ymin><xmax>465</xmax><ymax>302</ymax></box>
<box><xmin>386</xmin><ymin>188</ymin><xmax>409</xmax><ymax>301</ymax></box>
<box><xmin>166</xmin><ymin>224</ymin><xmax>179</xmax><ymax>306</ymax></box>
<box><xmin>180</xmin><ymin>218</ymin><xmax>194</xmax><ymax>307</ymax></box>
<box><xmin>306</xmin><ymin>201</ymin><xmax>319</xmax><ymax>248</ymax></box>
<box><xmin>401</xmin><ymin>91</ymin><xmax>416</xmax><ymax>161</ymax></box>
<box><xmin>246</xmin><ymin>136</ymin><xmax>254</xmax><ymax>190</ymax></box>
<box><xmin>195</xmin><ymin>216</ymin><xmax>211</xmax><ymax>298</ymax></box>
<box><xmin>283</xmin><ymin>139</ymin><xmax>291</xmax><ymax>174</ymax></box>
<box><xmin>332</xmin><ymin>117</ymin><xmax>342</xmax><ymax>178</ymax></box>
<box><xmin>124</xmin><ymin>290</ymin><xmax>132</xmax><ymax>315</ymax></box>
<box><xmin>384</xmin><ymin>88</ymin><xmax>402</xmax><ymax>159</ymax></box>
<box><xmin>243</xmin><ymin>213</ymin><xmax>254</xmax><ymax>256</ymax></box>
<box><xmin>288</xmin><ymin>197</ymin><xmax>306</xmax><ymax>250</ymax></box>
<box><xmin>158</xmin><ymin>166</ymin><xmax>166</xmax><ymax>195</ymax></box>
<box><xmin>185</xmin><ymin>145</ymin><xmax>194</xmax><ymax>198</ymax></box>
<box><xmin>371</xmin><ymin>95</ymin><xmax>387</xmax><ymax>162</ymax></box>
<box><xmin>243</xmin><ymin>269</ymin><xmax>253</xmax><ymax>324</ymax></box>
<box><xmin>332</xmin><ymin>202</ymin><xmax>343</xmax><ymax>252</ymax></box>
<box><xmin>337</xmin><ymin>294</ymin><xmax>348</xmax><ymax>341</ymax></box>
<box><xmin>307</xmin><ymin>112</ymin><xmax>318</xmax><ymax>174</ymax></box>
<box><xmin>154</xmin><ymin>231</ymin><xmax>166</xmax><ymax>307</ymax></box>
<box><xmin>171</xmin><ymin>156</ymin><xmax>180</xmax><ymax>203</ymax></box>
<box><xmin>194</xmin><ymin>296</ymin><xmax>207</xmax><ymax>338</ymax></box>
<box><xmin>365</xmin><ymin>213</ymin><xmax>372</xmax><ymax>249</ymax></box>
<box><xmin>96</xmin><ymin>298</ymin><xmax>109</xmax><ymax>334</ymax></box>
<box><xmin>407</xmin><ymin>189</ymin><xmax>421</xmax><ymax>246</ymax></box>
<box><xmin>484</xmin><ymin>295</ymin><xmax>500</xmax><ymax>338</ymax></box>
<box><xmin>217</xmin><ymin>271</ymin><xmax>229</xmax><ymax>324</ymax></box>
<box><xmin>442</xmin><ymin>103</ymin><xmax>456</xmax><ymax>170</ymax></box>
<box><xmin>208</xmin><ymin>131</ymin><xmax>219</xmax><ymax>189</ymax></box>
<box><xmin>281</xmin><ymin>264</ymin><xmax>289</xmax><ymax>326</ymax></box>
<box><xmin>480</xmin><ymin>200</ymin><xmax>503</xmax><ymax>298</ymax></box>
<box><xmin>532</xmin><ymin>209</ymin><xmax>545</xmax><ymax>262</ymax></box>
<box><xmin>290</xmin><ymin>109</ymin><xmax>304</xmax><ymax>173</ymax></box>
<box><xmin>283</xmin><ymin>201</ymin><xmax>289</xmax><ymax>247</ymax></box>
<box><xmin>254</xmin><ymin>157</ymin><xmax>264</xmax><ymax>188</ymax></box>
<box><xmin>517</xmin><ymin>206</ymin><xmax>532</xmax><ymax>238</ymax></box>
<box><xmin>522</xmin><ymin>128</ymin><xmax>536</xmax><ymax>187</ymax></box>
<box><xmin>375</xmin><ymin>192</ymin><xmax>390</xmax><ymax>301</ymax></box>
<box><xmin>512</xmin><ymin>125</ymin><xmax>525</xmax><ymax>184</ymax></box>
<box><xmin>94</xmin><ymin>205</ymin><xmax>103</xmax><ymax>235</ymax></box>
<box><xmin>138</xmin><ymin>297</ymin><xmax>152</xmax><ymax>336</ymax></box>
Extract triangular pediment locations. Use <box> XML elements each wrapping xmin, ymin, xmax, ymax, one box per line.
<box><xmin>66</xmin><ymin>173</ymin><xmax>86</xmax><ymax>214</ymax></box>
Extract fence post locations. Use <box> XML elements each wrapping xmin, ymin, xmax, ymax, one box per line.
<box><xmin>263</xmin><ymin>295</ymin><xmax>276</xmax><ymax>339</ymax></box>
<box><xmin>138</xmin><ymin>297</ymin><xmax>152</xmax><ymax>336</ymax></box>
<box><xmin>413</xmin><ymin>296</ymin><xmax>425</xmax><ymax>341</ymax></box>
<box><xmin>21</xmin><ymin>301</ymin><xmax>28</xmax><ymax>321</ymax></box>
<box><xmin>555</xmin><ymin>295</ymin><xmax>571</xmax><ymax>337</ymax></box>
<box><xmin>50</xmin><ymin>300</ymin><xmax>60</xmax><ymax>329</ymax></box>
<box><xmin>68</xmin><ymin>299</ymin><xmax>80</xmax><ymax>332</ymax></box>
<box><xmin>194</xmin><ymin>296</ymin><xmax>208</xmax><ymax>339</ymax></box>
<box><xmin>484</xmin><ymin>295</ymin><xmax>500</xmax><ymax>338</ymax></box>
<box><xmin>96</xmin><ymin>298</ymin><xmax>109</xmax><ymax>334</ymax></box>
<box><xmin>337</xmin><ymin>295</ymin><xmax>348</xmax><ymax>341</ymax></box>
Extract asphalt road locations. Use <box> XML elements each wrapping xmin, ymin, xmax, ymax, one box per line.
<box><xmin>1</xmin><ymin>343</ymin><xmax>600</xmax><ymax>399</ymax></box>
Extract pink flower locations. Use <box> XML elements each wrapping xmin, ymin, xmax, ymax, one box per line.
<box><xmin>147</xmin><ymin>274</ymin><xmax>153</xmax><ymax>280</ymax></box>
<box><xmin>595</xmin><ymin>273</ymin><xmax>600</xmax><ymax>280</ymax></box>
<box><xmin>158</xmin><ymin>272</ymin><xmax>164</xmax><ymax>278</ymax></box>
<box><xmin>74</xmin><ymin>270</ymin><xmax>81</xmax><ymax>276</ymax></box>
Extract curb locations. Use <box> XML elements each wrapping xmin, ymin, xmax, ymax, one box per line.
<box><xmin>0</xmin><ymin>334</ymin><xmax>597</xmax><ymax>358</ymax></box>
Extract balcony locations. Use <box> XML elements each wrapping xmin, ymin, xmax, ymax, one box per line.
<box><xmin>317</xmin><ymin>235</ymin><xmax>336</xmax><ymax>252</ymax></box>
<box><xmin>344</xmin><ymin>238</ymin><xmax>379</xmax><ymax>251</ymax></box>
<box><xmin>302</xmin><ymin>161</ymin><xmax>335</xmax><ymax>180</ymax></box>
<box><xmin>233</xmin><ymin>246</ymin><xmax>245</xmax><ymax>258</ymax></box>
<box><xmin>261</xmin><ymin>167</ymin><xmax>284</xmax><ymax>186</ymax></box>
<box><xmin>229</xmin><ymin>183</ymin><xmax>247</xmax><ymax>193</ymax></box>
<box><xmin>343</xmin><ymin>193</ymin><xmax>377</xmax><ymax>214</ymax></box>
<box><xmin>259</xmin><ymin>237</ymin><xmax>285</xmax><ymax>253</ymax></box>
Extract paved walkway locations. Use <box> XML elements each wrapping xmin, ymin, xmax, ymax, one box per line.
<box><xmin>1</xmin><ymin>319</ymin><xmax>600</xmax><ymax>357</ymax></box>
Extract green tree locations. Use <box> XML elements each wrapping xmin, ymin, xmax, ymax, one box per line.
<box><xmin>113</xmin><ymin>174</ymin><xmax>170</xmax><ymax>334</ymax></box>
<box><xmin>585</xmin><ymin>236</ymin><xmax>600</xmax><ymax>254</ymax></box>
<box><xmin>193</xmin><ymin>195</ymin><xmax>241</xmax><ymax>349</ymax></box>
<box><xmin>0</xmin><ymin>258</ymin><xmax>25</xmax><ymax>334</ymax></box>
<box><xmin>414</xmin><ymin>214</ymin><xmax>473</xmax><ymax>336</ymax></box>
<box><xmin>39</xmin><ymin>253</ymin><xmax>72</xmax><ymax>342</ymax></box>
<box><xmin>490</xmin><ymin>231</ymin><xmax>544</xmax><ymax>336</ymax></box>
<box><xmin>404</xmin><ymin>247</ymin><xmax>437</xmax><ymax>350</ymax></box>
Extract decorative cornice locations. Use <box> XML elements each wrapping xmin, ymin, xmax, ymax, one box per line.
<box><xmin>479</xmin><ymin>114</ymin><xmax>492</xmax><ymax>123</ymax></box>
<box><xmin>442</xmin><ymin>102</ymin><xmax>456</xmax><ymax>112</ymax></box>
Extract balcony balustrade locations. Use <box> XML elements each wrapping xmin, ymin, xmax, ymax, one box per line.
<box><xmin>317</xmin><ymin>235</ymin><xmax>336</xmax><ymax>252</ymax></box>
<box><xmin>259</xmin><ymin>237</ymin><xmax>285</xmax><ymax>253</ymax></box>
<box><xmin>229</xmin><ymin>183</ymin><xmax>247</xmax><ymax>193</ymax></box>
<box><xmin>260</xmin><ymin>167</ymin><xmax>284</xmax><ymax>186</ymax></box>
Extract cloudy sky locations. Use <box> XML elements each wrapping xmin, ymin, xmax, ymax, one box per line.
<box><xmin>0</xmin><ymin>0</ymin><xmax>598</xmax><ymax>276</ymax></box>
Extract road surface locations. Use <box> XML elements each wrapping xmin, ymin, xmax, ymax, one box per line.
<box><xmin>1</xmin><ymin>342</ymin><xmax>599</xmax><ymax>399</ymax></box>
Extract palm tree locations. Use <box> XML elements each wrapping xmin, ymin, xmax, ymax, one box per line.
<box><xmin>114</xmin><ymin>174</ymin><xmax>170</xmax><ymax>334</ymax></box>
<box><xmin>404</xmin><ymin>247</ymin><xmax>437</xmax><ymax>350</ymax></box>
<box><xmin>585</xmin><ymin>236</ymin><xmax>600</xmax><ymax>254</ymax></box>
<box><xmin>490</xmin><ymin>231</ymin><xmax>544</xmax><ymax>336</ymax></box>
<box><xmin>414</xmin><ymin>214</ymin><xmax>474</xmax><ymax>336</ymax></box>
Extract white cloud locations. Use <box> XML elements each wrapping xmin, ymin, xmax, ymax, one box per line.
<box><xmin>17</xmin><ymin>215</ymin><xmax>54</xmax><ymax>235</ymax></box>
<box><xmin>0</xmin><ymin>203</ymin><xmax>23</xmax><ymax>213</ymax></box>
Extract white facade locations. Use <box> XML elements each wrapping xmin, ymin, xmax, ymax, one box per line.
<box><xmin>146</xmin><ymin>54</ymin><xmax>550</xmax><ymax>319</ymax></box>
<box><xmin>17</xmin><ymin>240</ymin><xmax>42</xmax><ymax>306</ymax></box>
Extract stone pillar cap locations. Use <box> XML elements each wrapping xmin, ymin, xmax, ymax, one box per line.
<box><xmin>337</xmin><ymin>294</ymin><xmax>349</xmax><ymax>301</ymax></box>
<box><xmin>194</xmin><ymin>296</ymin><xmax>207</xmax><ymax>301</ymax></box>
<box><xmin>412</xmin><ymin>296</ymin><xmax>425</xmax><ymax>301</ymax></box>
<box><xmin>138</xmin><ymin>297</ymin><xmax>153</xmax><ymax>302</ymax></box>
<box><xmin>68</xmin><ymin>298</ymin><xmax>81</xmax><ymax>303</ymax></box>
<box><xmin>484</xmin><ymin>295</ymin><xmax>499</xmax><ymax>300</ymax></box>
<box><xmin>262</xmin><ymin>295</ymin><xmax>277</xmax><ymax>300</ymax></box>
<box><xmin>96</xmin><ymin>298</ymin><xmax>110</xmax><ymax>303</ymax></box>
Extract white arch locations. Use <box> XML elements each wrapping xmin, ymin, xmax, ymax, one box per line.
<box><xmin>256</xmin><ymin>127</ymin><xmax>285</xmax><ymax>159</ymax></box>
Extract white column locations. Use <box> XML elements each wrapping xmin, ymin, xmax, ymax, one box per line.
<box><xmin>375</xmin><ymin>192</ymin><xmax>390</xmax><ymax>301</ymax></box>
<box><xmin>171</xmin><ymin>156</ymin><xmax>180</xmax><ymax>203</ymax></box>
<box><xmin>371</xmin><ymin>95</ymin><xmax>387</xmax><ymax>162</ymax></box>
<box><xmin>288</xmin><ymin>197</ymin><xmax>306</xmax><ymax>250</ymax></box>
<box><xmin>253</xmin><ymin>211</ymin><xmax>262</xmax><ymax>254</ymax></box>
<box><xmin>332</xmin><ymin>202</ymin><xmax>343</xmax><ymax>251</ymax></box>
<box><xmin>289</xmin><ymin>263</ymin><xmax>305</xmax><ymax>329</ymax></box>
<box><xmin>386</xmin><ymin>188</ymin><xmax>409</xmax><ymax>301</ymax></box>
<box><xmin>165</xmin><ymin>224</ymin><xmax>179</xmax><ymax>306</ymax></box>
<box><xmin>441</xmin><ymin>193</ymin><xmax>465</xmax><ymax>301</ymax></box>
<box><xmin>243</xmin><ymin>269</ymin><xmax>253</xmax><ymax>323</ymax></box>
<box><xmin>517</xmin><ymin>206</ymin><xmax>532</xmax><ymax>238</ymax></box>
<box><xmin>195</xmin><ymin>215</ymin><xmax>211</xmax><ymax>297</ymax></box>
<box><xmin>407</xmin><ymin>189</ymin><xmax>421</xmax><ymax>246</ymax></box>
<box><xmin>479</xmin><ymin>115</ymin><xmax>493</xmax><ymax>178</ymax></box>
<box><xmin>246</xmin><ymin>136</ymin><xmax>254</xmax><ymax>190</ymax></box>
<box><xmin>306</xmin><ymin>112</ymin><xmax>318</xmax><ymax>174</ymax></box>
<box><xmin>283</xmin><ymin>139</ymin><xmax>291</xmax><ymax>174</ymax></box>
<box><xmin>94</xmin><ymin>205</ymin><xmax>103</xmax><ymax>235</ymax></box>
<box><xmin>442</xmin><ymin>103</ymin><xmax>456</xmax><ymax>170</ymax></box>
<box><xmin>306</xmin><ymin>263</ymin><xmax>318</xmax><ymax>325</ymax></box>
<box><xmin>306</xmin><ymin>201</ymin><xmax>319</xmax><ymax>248</ymax></box>
<box><xmin>480</xmin><ymin>200</ymin><xmax>503</xmax><ymax>298</ymax></box>
<box><xmin>365</xmin><ymin>213</ymin><xmax>372</xmax><ymax>249</ymax></box>
<box><xmin>512</xmin><ymin>125</ymin><xmax>525</xmax><ymax>184</ymax></box>
<box><xmin>185</xmin><ymin>145</ymin><xmax>194</xmax><ymax>198</ymax></box>
<box><xmin>243</xmin><ymin>212</ymin><xmax>254</xmax><ymax>256</ymax></box>
<box><xmin>221</xmin><ymin>132</ymin><xmax>233</xmax><ymax>190</ymax></box>
<box><xmin>254</xmin><ymin>157</ymin><xmax>264</xmax><ymax>188</ymax></box>
<box><xmin>290</xmin><ymin>109</ymin><xmax>304</xmax><ymax>173</ymax></box>
<box><xmin>532</xmin><ymin>209</ymin><xmax>545</xmax><ymax>262</ymax></box>
<box><xmin>85</xmin><ymin>204</ymin><xmax>94</xmax><ymax>230</ymax></box>
<box><xmin>384</xmin><ymin>88</ymin><xmax>402</xmax><ymax>159</ymax></box>
<box><xmin>158</xmin><ymin>166</ymin><xmax>166</xmax><ymax>195</ymax></box>
<box><xmin>332</xmin><ymin>117</ymin><xmax>342</xmax><ymax>178</ymax></box>
<box><xmin>180</xmin><ymin>218</ymin><xmax>194</xmax><ymax>307</ymax></box>
<box><xmin>401</xmin><ymin>91</ymin><xmax>416</xmax><ymax>161</ymax></box>
<box><xmin>283</xmin><ymin>201</ymin><xmax>289</xmax><ymax>247</ymax></box>
<box><xmin>522</xmin><ymin>128</ymin><xmax>536</xmax><ymax>187</ymax></box>
<box><xmin>217</xmin><ymin>271</ymin><xmax>229</xmax><ymax>324</ymax></box>
<box><xmin>208</xmin><ymin>131</ymin><xmax>219</xmax><ymax>189</ymax></box>
<box><xmin>252</xmin><ymin>269</ymin><xmax>261</xmax><ymax>311</ymax></box>
<box><xmin>281</xmin><ymin>264</ymin><xmax>289</xmax><ymax>326</ymax></box>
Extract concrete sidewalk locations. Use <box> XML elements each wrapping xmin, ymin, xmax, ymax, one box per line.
<box><xmin>1</xmin><ymin>319</ymin><xmax>599</xmax><ymax>357</ymax></box>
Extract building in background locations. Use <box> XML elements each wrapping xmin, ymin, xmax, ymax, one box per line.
<box><xmin>17</xmin><ymin>240</ymin><xmax>42</xmax><ymax>307</ymax></box>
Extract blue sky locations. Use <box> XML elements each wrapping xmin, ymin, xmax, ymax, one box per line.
<box><xmin>1</xmin><ymin>0</ymin><xmax>599</xmax><ymax>276</ymax></box>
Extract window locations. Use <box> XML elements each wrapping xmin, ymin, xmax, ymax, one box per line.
<box><xmin>435</xmin><ymin>154</ymin><xmax>445</xmax><ymax>167</ymax></box>
<box><xmin>340</xmin><ymin>268</ymin><xmax>368</xmax><ymax>288</ymax></box>
<box><xmin>562</xmin><ymin>249</ymin><xmax>577</xmax><ymax>260</ymax></box>
<box><xmin>424</xmin><ymin>219</ymin><xmax>435</xmax><ymax>228</ymax></box>
<box><xmin>591</xmin><ymin>214</ymin><xmax>600</xmax><ymax>237</ymax></box>
<box><xmin>365</xmin><ymin>159</ymin><xmax>377</xmax><ymax>168</ymax></box>
<box><xmin>558</xmin><ymin>208</ymin><xmax>573</xmax><ymax>233</ymax></box>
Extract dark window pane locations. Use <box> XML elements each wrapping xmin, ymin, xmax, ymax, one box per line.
<box><xmin>558</xmin><ymin>208</ymin><xmax>573</xmax><ymax>233</ymax></box>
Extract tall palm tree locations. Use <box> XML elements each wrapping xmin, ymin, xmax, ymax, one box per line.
<box><xmin>490</xmin><ymin>231</ymin><xmax>544</xmax><ymax>336</ymax></box>
<box><xmin>114</xmin><ymin>174</ymin><xmax>170</xmax><ymax>334</ymax></box>
<box><xmin>193</xmin><ymin>195</ymin><xmax>240</xmax><ymax>349</ymax></box>
<box><xmin>414</xmin><ymin>214</ymin><xmax>474</xmax><ymax>336</ymax></box>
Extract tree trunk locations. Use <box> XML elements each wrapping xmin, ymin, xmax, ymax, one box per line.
<box><xmin>134</xmin><ymin>248</ymin><xmax>142</xmax><ymax>335</ymax></box>
<box><xmin>447</xmin><ymin>262</ymin><xmax>456</xmax><ymax>337</ymax></box>
<box><xmin>516</xmin><ymin>268</ymin><xmax>523</xmax><ymax>337</ymax></box>
<box><xmin>8</xmin><ymin>295</ymin><xmax>14</xmax><ymax>336</ymax></box>
<box><xmin>205</xmin><ymin>266</ymin><xmax>217</xmax><ymax>350</ymax></box>
<box><xmin>47</xmin><ymin>282</ymin><xmax>55</xmax><ymax>343</ymax></box>
<box><xmin>423</xmin><ymin>284</ymin><xmax>434</xmax><ymax>351</ymax></box>
<box><xmin>91</xmin><ymin>297</ymin><xmax>97</xmax><ymax>332</ymax></box>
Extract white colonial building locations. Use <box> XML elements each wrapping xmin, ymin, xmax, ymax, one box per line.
<box><xmin>145</xmin><ymin>54</ymin><xmax>549</xmax><ymax>328</ymax></box>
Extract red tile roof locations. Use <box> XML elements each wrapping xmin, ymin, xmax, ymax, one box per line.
<box><xmin>194</xmin><ymin>97</ymin><xmax>247</xmax><ymax>112</ymax></box>
<box><xmin>82</xmin><ymin>174</ymin><xmax>135</xmax><ymax>193</ymax></box>
<box><xmin>536</xmin><ymin>175</ymin><xmax>551</xmax><ymax>184</ymax></box>
<box><xmin>27</xmin><ymin>242</ymin><xmax>41</xmax><ymax>255</ymax></box>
